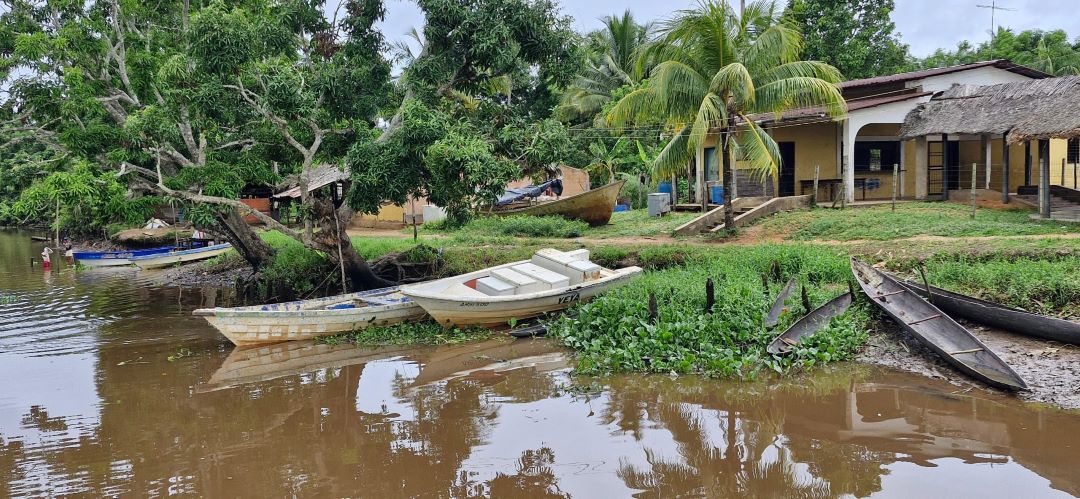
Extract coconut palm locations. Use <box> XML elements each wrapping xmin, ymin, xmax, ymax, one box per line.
<box><xmin>607</xmin><ymin>0</ymin><xmax>845</xmax><ymax>227</ymax></box>
<box><xmin>556</xmin><ymin>11</ymin><xmax>652</xmax><ymax>124</ymax></box>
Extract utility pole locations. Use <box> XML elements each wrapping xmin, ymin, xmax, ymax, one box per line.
<box><xmin>976</xmin><ymin>1</ymin><xmax>1017</xmax><ymax>50</ymax></box>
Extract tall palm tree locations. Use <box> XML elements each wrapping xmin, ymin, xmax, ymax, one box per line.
<box><xmin>607</xmin><ymin>0</ymin><xmax>845</xmax><ymax>227</ymax></box>
<box><xmin>556</xmin><ymin>11</ymin><xmax>652</xmax><ymax>123</ymax></box>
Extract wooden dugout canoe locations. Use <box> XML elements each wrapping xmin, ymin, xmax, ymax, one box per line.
<box><xmin>491</xmin><ymin>180</ymin><xmax>625</xmax><ymax>226</ymax></box>
<box><xmin>896</xmin><ymin>279</ymin><xmax>1080</xmax><ymax>345</ymax></box>
<box><xmin>851</xmin><ymin>257</ymin><xmax>1027</xmax><ymax>391</ymax></box>
<box><xmin>193</xmin><ymin>286</ymin><xmax>426</xmax><ymax>346</ymax></box>
<box><xmin>131</xmin><ymin>243</ymin><xmax>233</xmax><ymax>269</ymax></box>
<box><xmin>401</xmin><ymin>248</ymin><xmax>642</xmax><ymax>328</ymax></box>
<box><xmin>766</xmin><ymin>292</ymin><xmax>853</xmax><ymax>355</ymax></box>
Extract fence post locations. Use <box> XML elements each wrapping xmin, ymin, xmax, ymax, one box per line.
<box><xmin>891</xmin><ymin>163</ymin><xmax>898</xmax><ymax>212</ymax></box>
<box><xmin>971</xmin><ymin>163</ymin><xmax>978</xmax><ymax>220</ymax></box>
<box><xmin>812</xmin><ymin>164</ymin><xmax>820</xmax><ymax>208</ymax></box>
<box><xmin>1063</xmin><ymin>158</ymin><xmax>1067</xmax><ymax>189</ymax></box>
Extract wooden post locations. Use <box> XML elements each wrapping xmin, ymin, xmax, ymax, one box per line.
<box><xmin>812</xmin><ymin>164</ymin><xmax>820</xmax><ymax>207</ymax></box>
<box><xmin>891</xmin><ymin>163</ymin><xmax>898</xmax><ymax>212</ymax></box>
<box><xmin>1024</xmin><ymin>141</ymin><xmax>1032</xmax><ymax>185</ymax></box>
<box><xmin>705</xmin><ymin>278</ymin><xmax>715</xmax><ymax>314</ymax></box>
<box><xmin>1002</xmin><ymin>138</ymin><xmax>1010</xmax><ymax>204</ymax></box>
<box><xmin>1074</xmin><ymin>162</ymin><xmax>1078</xmax><ymax>189</ymax></box>
<box><xmin>970</xmin><ymin>163</ymin><xmax>977</xmax><ymax>219</ymax></box>
<box><xmin>840</xmin><ymin>182</ymin><xmax>846</xmax><ymax>210</ymax></box>
<box><xmin>1063</xmin><ymin>158</ymin><xmax>1067</xmax><ymax>189</ymax></box>
<box><xmin>54</xmin><ymin>198</ymin><xmax>60</xmax><ymax>246</ymax></box>
<box><xmin>1039</xmin><ymin>139</ymin><xmax>1051</xmax><ymax>219</ymax></box>
<box><xmin>648</xmin><ymin>292</ymin><xmax>658</xmax><ymax>323</ymax></box>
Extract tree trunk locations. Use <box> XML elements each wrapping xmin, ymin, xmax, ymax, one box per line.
<box><xmin>214</xmin><ymin>208</ymin><xmax>275</xmax><ymax>270</ymax></box>
<box><xmin>311</xmin><ymin>198</ymin><xmax>394</xmax><ymax>291</ymax></box>
<box><xmin>721</xmin><ymin>124</ymin><xmax>735</xmax><ymax>229</ymax></box>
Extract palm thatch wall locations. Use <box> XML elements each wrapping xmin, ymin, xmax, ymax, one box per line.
<box><xmin>899</xmin><ymin>76</ymin><xmax>1080</xmax><ymax>144</ymax></box>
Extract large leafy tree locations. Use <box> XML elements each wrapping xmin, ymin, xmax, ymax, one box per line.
<box><xmin>346</xmin><ymin>0</ymin><xmax>580</xmax><ymax>223</ymax></box>
<box><xmin>784</xmin><ymin>0</ymin><xmax>912</xmax><ymax>79</ymax></box>
<box><xmin>920</xmin><ymin>28</ymin><xmax>1080</xmax><ymax>76</ymax></box>
<box><xmin>1</xmin><ymin>0</ymin><xmax>398</xmax><ymax>288</ymax></box>
<box><xmin>607</xmin><ymin>0</ymin><xmax>846</xmax><ymax>228</ymax></box>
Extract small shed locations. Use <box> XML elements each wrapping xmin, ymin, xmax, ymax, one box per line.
<box><xmin>900</xmin><ymin>76</ymin><xmax>1080</xmax><ymax>217</ymax></box>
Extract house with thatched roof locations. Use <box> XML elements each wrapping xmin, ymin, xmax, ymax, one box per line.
<box><xmin>684</xmin><ymin>60</ymin><xmax>1079</xmax><ymax>210</ymax></box>
<box><xmin>900</xmin><ymin>76</ymin><xmax>1080</xmax><ymax>218</ymax></box>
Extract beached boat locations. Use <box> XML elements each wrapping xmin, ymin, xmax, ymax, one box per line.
<box><xmin>851</xmin><ymin>257</ymin><xmax>1027</xmax><ymax>391</ymax></box>
<box><xmin>491</xmin><ymin>180</ymin><xmax>625</xmax><ymax>226</ymax></box>
<box><xmin>764</xmin><ymin>278</ymin><xmax>797</xmax><ymax>328</ymax></box>
<box><xmin>401</xmin><ymin>248</ymin><xmax>642</xmax><ymax>328</ymax></box>
<box><xmin>73</xmin><ymin>246</ymin><xmax>174</xmax><ymax>267</ymax></box>
<box><xmin>896</xmin><ymin>279</ymin><xmax>1080</xmax><ymax>345</ymax></box>
<box><xmin>767</xmin><ymin>292</ymin><xmax>853</xmax><ymax>355</ymax></box>
<box><xmin>193</xmin><ymin>286</ymin><xmax>426</xmax><ymax>346</ymax></box>
<box><xmin>130</xmin><ymin>243</ymin><xmax>232</xmax><ymax>269</ymax></box>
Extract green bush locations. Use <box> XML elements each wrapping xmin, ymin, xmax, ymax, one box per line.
<box><xmin>548</xmin><ymin>244</ymin><xmax>868</xmax><ymax>378</ymax></box>
<box><xmin>450</xmin><ymin>215</ymin><xmax>589</xmax><ymax>238</ymax></box>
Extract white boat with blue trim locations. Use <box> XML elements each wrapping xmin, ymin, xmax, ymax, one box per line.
<box><xmin>401</xmin><ymin>248</ymin><xmax>642</xmax><ymax>328</ymax></box>
<box><xmin>131</xmin><ymin>243</ymin><xmax>233</xmax><ymax>269</ymax></box>
<box><xmin>193</xmin><ymin>286</ymin><xmax>426</xmax><ymax>346</ymax></box>
<box><xmin>73</xmin><ymin>246</ymin><xmax>174</xmax><ymax>267</ymax></box>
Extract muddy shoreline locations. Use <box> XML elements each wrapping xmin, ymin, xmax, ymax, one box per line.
<box><xmin>856</xmin><ymin>320</ymin><xmax>1080</xmax><ymax>410</ymax></box>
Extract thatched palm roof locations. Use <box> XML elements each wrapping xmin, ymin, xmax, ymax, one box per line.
<box><xmin>899</xmin><ymin>76</ymin><xmax>1080</xmax><ymax>144</ymax></box>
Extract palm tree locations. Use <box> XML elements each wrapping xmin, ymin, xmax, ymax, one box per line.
<box><xmin>607</xmin><ymin>0</ymin><xmax>845</xmax><ymax>227</ymax></box>
<box><xmin>556</xmin><ymin>11</ymin><xmax>652</xmax><ymax>124</ymax></box>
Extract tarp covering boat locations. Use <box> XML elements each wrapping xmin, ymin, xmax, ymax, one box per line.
<box><xmin>495</xmin><ymin>179</ymin><xmax>563</xmax><ymax>206</ymax></box>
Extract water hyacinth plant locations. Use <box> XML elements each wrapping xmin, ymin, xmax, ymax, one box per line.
<box><xmin>547</xmin><ymin>244</ymin><xmax>870</xmax><ymax>377</ymax></box>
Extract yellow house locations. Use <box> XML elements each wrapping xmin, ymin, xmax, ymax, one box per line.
<box><xmin>692</xmin><ymin>60</ymin><xmax>1078</xmax><ymax>205</ymax></box>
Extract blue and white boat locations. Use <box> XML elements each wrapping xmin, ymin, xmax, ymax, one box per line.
<box><xmin>131</xmin><ymin>243</ymin><xmax>233</xmax><ymax>269</ymax></box>
<box><xmin>73</xmin><ymin>246</ymin><xmax>175</xmax><ymax>267</ymax></box>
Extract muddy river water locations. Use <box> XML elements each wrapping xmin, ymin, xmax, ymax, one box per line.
<box><xmin>1</xmin><ymin>229</ymin><xmax>1078</xmax><ymax>497</ymax></box>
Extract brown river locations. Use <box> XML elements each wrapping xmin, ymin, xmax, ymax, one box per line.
<box><xmin>1</xmin><ymin>229</ymin><xmax>1078</xmax><ymax>497</ymax></box>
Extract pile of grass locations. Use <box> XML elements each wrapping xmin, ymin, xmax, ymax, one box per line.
<box><xmin>547</xmin><ymin>244</ymin><xmax>871</xmax><ymax>378</ymax></box>
<box><xmin>319</xmin><ymin>320</ymin><xmax>493</xmax><ymax>346</ymax></box>
<box><xmin>586</xmin><ymin>209</ymin><xmax>700</xmax><ymax>239</ymax></box>
<box><xmin>757</xmin><ymin>203</ymin><xmax>1080</xmax><ymax>241</ymax></box>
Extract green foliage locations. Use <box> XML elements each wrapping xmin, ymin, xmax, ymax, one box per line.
<box><xmin>8</xmin><ymin>162</ymin><xmax>156</xmax><ymax>233</ymax></box>
<box><xmin>756</xmin><ymin>203</ymin><xmax>1080</xmax><ymax>241</ymax></box>
<box><xmin>548</xmin><ymin>244</ymin><xmax>868</xmax><ymax>376</ymax></box>
<box><xmin>784</xmin><ymin>0</ymin><xmax>913</xmax><ymax>79</ymax></box>
<box><xmin>256</xmin><ymin>232</ymin><xmax>338</xmax><ymax>296</ymax></box>
<box><xmin>920</xmin><ymin>28</ymin><xmax>1080</xmax><ymax>76</ymax></box>
<box><xmin>319</xmin><ymin>320</ymin><xmax>494</xmax><ymax>346</ymax></box>
<box><xmin>432</xmin><ymin>215</ymin><xmax>589</xmax><ymax>239</ymax></box>
<box><xmin>607</xmin><ymin>0</ymin><xmax>846</xmax><ymax>182</ymax></box>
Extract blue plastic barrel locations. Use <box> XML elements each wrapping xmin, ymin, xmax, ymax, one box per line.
<box><xmin>657</xmin><ymin>181</ymin><xmax>673</xmax><ymax>202</ymax></box>
<box><xmin>710</xmin><ymin>185</ymin><xmax>725</xmax><ymax>204</ymax></box>
<box><xmin>614</xmin><ymin>204</ymin><xmax>630</xmax><ymax>212</ymax></box>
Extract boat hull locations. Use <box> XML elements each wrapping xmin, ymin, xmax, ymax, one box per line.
<box><xmin>767</xmin><ymin>292</ymin><xmax>853</xmax><ymax>355</ymax></box>
<box><xmin>492</xmin><ymin>180</ymin><xmax>624</xmax><ymax>226</ymax></box>
<box><xmin>897</xmin><ymin>280</ymin><xmax>1080</xmax><ymax>345</ymax></box>
<box><xmin>132</xmin><ymin>243</ymin><xmax>232</xmax><ymax>269</ymax></box>
<box><xmin>74</xmin><ymin>246</ymin><xmax>174</xmax><ymax>267</ymax></box>
<box><xmin>194</xmin><ymin>287</ymin><xmax>426</xmax><ymax>346</ymax></box>
<box><xmin>402</xmin><ymin>263</ymin><xmax>642</xmax><ymax>328</ymax></box>
<box><xmin>851</xmin><ymin>258</ymin><xmax>1027</xmax><ymax>391</ymax></box>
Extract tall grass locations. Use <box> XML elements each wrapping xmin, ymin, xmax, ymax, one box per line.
<box><xmin>430</xmin><ymin>215</ymin><xmax>589</xmax><ymax>239</ymax></box>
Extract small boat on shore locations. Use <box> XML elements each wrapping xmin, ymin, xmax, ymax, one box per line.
<box><xmin>767</xmin><ymin>292</ymin><xmax>853</xmax><ymax>355</ymax></box>
<box><xmin>193</xmin><ymin>286</ymin><xmax>426</xmax><ymax>346</ymax></box>
<box><xmin>401</xmin><ymin>248</ymin><xmax>641</xmax><ymax>328</ymax></box>
<box><xmin>896</xmin><ymin>279</ymin><xmax>1080</xmax><ymax>345</ymax></box>
<box><xmin>491</xmin><ymin>180</ymin><xmax>625</xmax><ymax>227</ymax></box>
<box><xmin>131</xmin><ymin>243</ymin><xmax>232</xmax><ymax>269</ymax></box>
<box><xmin>851</xmin><ymin>258</ymin><xmax>1027</xmax><ymax>391</ymax></box>
<box><xmin>74</xmin><ymin>246</ymin><xmax>174</xmax><ymax>267</ymax></box>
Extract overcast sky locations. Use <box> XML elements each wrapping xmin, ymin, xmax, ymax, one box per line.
<box><xmin>376</xmin><ymin>0</ymin><xmax>1080</xmax><ymax>58</ymax></box>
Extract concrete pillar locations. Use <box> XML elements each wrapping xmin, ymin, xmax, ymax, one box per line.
<box><xmin>842</xmin><ymin>119</ymin><xmax>856</xmax><ymax>203</ymax></box>
<box><xmin>915</xmin><ymin>136</ymin><xmax>928</xmax><ymax>200</ymax></box>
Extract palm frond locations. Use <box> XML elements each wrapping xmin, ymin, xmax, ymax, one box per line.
<box><xmin>754</xmin><ymin>76</ymin><xmax>846</xmax><ymax>118</ymax></box>
<box><xmin>757</xmin><ymin>60</ymin><xmax>843</xmax><ymax>86</ymax></box>
<box><xmin>735</xmin><ymin>117</ymin><xmax>781</xmax><ymax>180</ymax></box>
<box><xmin>648</xmin><ymin>60</ymin><xmax>709</xmax><ymax>119</ymax></box>
<box><xmin>652</xmin><ymin>125</ymin><xmax>694</xmax><ymax>178</ymax></box>
<box><xmin>710</xmin><ymin>62</ymin><xmax>754</xmax><ymax>107</ymax></box>
<box><xmin>689</xmin><ymin>92</ymin><xmax>727</xmax><ymax>151</ymax></box>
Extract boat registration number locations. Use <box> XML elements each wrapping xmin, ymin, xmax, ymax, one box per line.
<box><xmin>558</xmin><ymin>293</ymin><xmax>580</xmax><ymax>304</ymax></box>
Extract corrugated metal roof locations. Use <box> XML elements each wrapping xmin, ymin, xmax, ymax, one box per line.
<box><xmin>273</xmin><ymin>163</ymin><xmax>349</xmax><ymax>199</ymax></box>
<box><xmin>838</xmin><ymin>60</ymin><xmax>1048</xmax><ymax>90</ymax></box>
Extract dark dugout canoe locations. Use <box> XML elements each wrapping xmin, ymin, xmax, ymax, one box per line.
<box><xmin>850</xmin><ymin>257</ymin><xmax>1027</xmax><ymax>392</ymax></box>
<box><xmin>492</xmin><ymin>180</ymin><xmax>625</xmax><ymax>227</ymax></box>
<box><xmin>895</xmin><ymin>279</ymin><xmax>1080</xmax><ymax>346</ymax></box>
<box><xmin>763</xmin><ymin>278</ymin><xmax>797</xmax><ymax>329</ymax></box>
<box><xmin>767</xmin><ymin>292</ymin><xmax>853</xmax><ymax>355</ymax></box>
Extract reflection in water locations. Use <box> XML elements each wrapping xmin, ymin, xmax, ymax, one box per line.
<box><xmin>1</xmin><ymin>229</ymin><xmax>1079</xmax><ymax>497</ymax></box>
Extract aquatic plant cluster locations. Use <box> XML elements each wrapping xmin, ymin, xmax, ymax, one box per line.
<box><xmin>548</xmin><ymin>245</ymin><xmax>871</xmax><ymax>377</ymax></box>
<box><xmin>320</xmin><ymin>321</ymin><xmax>493</xmax><ymax>346</ymax></box>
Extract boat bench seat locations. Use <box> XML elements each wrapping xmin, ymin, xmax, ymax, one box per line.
<box><xmin>531</xmin><ymin>249</ymin><xmax>598</xmax><ymax>284</ymax></box>
<box><xmin>511</xmin><ymin>263</ymin><xmax>570</xmax><ymax>289</ymax></box>
<box><xmin>492</xmin><ymin>268</ymin><xmax>544</xmax><ymax>294</ymax></box>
